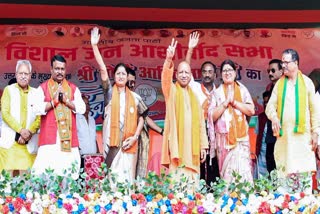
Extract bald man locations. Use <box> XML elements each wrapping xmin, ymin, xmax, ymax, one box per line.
<box><xmin>161</xmin><ymin>38</ymin><xmax>208</xmax><ymax>180</ymax></box>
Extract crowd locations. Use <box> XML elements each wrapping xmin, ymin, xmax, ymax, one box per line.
<box><xmin>1</xmin><ymin>27</ymin><xmax>320</xmax><ymax>195</ymax></box>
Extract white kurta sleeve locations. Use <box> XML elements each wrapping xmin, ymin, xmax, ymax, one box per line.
<box><xmin>73</xmin><ymin>87</ymin><xmax>86</xmax><ymax>114</ymax></box>
<box><xmin>265</xmin><ymin>81</ymin><xmax>279</xmax><ymax>121</ymax></box>
<box><xmin>32</xmin><ymin>86</ymin><xmax>47</xmax><ymax>115</ymax></box>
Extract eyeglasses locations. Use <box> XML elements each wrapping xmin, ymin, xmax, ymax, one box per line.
<box><xmin>281</xmin><ymin>60</ymin><xmax>294</xmax><ymax>66</ymax></box>
<box><xmin>221</xmin><ymin>69</ymin><xmax>234</xmax><ymax>74</ymax></box>
<box><xmin>267</xmin><ymin>68</ymin><xmax>276</xmax><ymax>73</ymax></box>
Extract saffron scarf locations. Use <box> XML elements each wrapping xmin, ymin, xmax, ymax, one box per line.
<box><xmin>201</xmin><ymin>84</ymin><xmax>209</xmax><ymax>120</ymax></box>
<box><xmin>110</xmin><ymin>85</ymin><xmax>138</xmax><ymax>153</ymax></box>
<box><xmin>223</xmin><ymin>82</ymin><xmax>247</xmax><ymax>148</ymax></box>
<box><xmin>277</xmin><ymin>71</ymin><xmax>306</xmax><ymax>136</ymax></box>
<box><xmin>48</xmin><ymin>78</ymin><xmax>72</xmax><ymax>152</ymax></box>
<box><xmin>175</xmin><ymin>83</ymin><xmax>200</xmax><ymax>166</ymax></box>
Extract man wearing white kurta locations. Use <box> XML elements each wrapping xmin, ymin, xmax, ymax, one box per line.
<box><xmin>266</xmin><ymin>49</ymin><xmax>320</xmax><ymax>193</ymax></box>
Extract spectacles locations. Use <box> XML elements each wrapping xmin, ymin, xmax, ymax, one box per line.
<box><xmin>222</xmin><ymin>69</ymin><xmax>234</xmax><ymax>74</ymax></box>
<box><xmin>281</xmin><ymin>60</ymin><xmax>294</xmax><ymax>66</ymax></box>
<box><xmin>267</xmin><ymin>68</ymin><xmax>276</xmax><ymax>73</ymax></box>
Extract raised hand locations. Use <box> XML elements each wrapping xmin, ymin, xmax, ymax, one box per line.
<box><xmin>188</xmin><ymin>31</ymin><xmax>199</xmax><ymax>49</ymax></box>
<box><xmin>166</xmin><ymin>38</ymin><xmax>178</xmax><ymax>60</ymax></box>
<box><xmin>91</xmin><ymin>27</ymin><xmax>100</xmax><ymax>46</ymax></box>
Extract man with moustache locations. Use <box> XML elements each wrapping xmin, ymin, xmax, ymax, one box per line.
<box><xmin>266</xmin><ymin>59</ymin><xmax>283</xmax><ymax>93</ymax></box>
<box><xmin>32</xmin><ymin>54</ymin><xmax>85</xmax><ymax>179</ymax></box>
<box><xmin>266</xmin><ymin>49</ymin><xmax>320</xmax><ymax>193</ymax></box>
<box><xmin>185</xmin><ymin>32</ymin><xmax>220</xmax><ymax>185</ymax></box>
<box><xmin>0</xmin><ymin>60</ymin><xmax>40</xmax><ymax>176</ymax></box>
<box><xmin>263</xmin><ymin>59</ymin><xmax>283</xmax><ymax>174</ymax></box>
<box><xmin>161</xmin><ymin>38</ymin><xmax>208</xmax><ymax>181</ymax></box>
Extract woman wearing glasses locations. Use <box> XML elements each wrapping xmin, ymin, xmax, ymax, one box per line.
<box><xmin>91</xmin><ymin>27</ymin><xmax>148</xmax><ymax>183</ymax></box>
<box><xmin>208</xmin><ymin>59</ymin><xmax>255</xmax><ymax>184</ymax></box>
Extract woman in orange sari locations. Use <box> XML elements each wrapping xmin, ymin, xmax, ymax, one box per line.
<box><xmin>208</xmin><ymin>59</ymin><xmax>255</xmax><ymax>184</ymax></box>
<box><xmin>91</xmin><ymin>27</ymin><xmax>147</xmax><ymax>183</ymax></box>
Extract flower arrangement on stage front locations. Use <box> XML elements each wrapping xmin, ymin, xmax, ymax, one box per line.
<box><xmin>1</xmin><ymin>164</ymin><xmax>320</xmax><ymax>213</ymax></box>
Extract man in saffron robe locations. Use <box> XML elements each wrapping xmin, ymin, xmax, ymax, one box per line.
<box><xmin>32</xmin><ymin>54</ymin><xmax>86</xmax><ymax>179</ymax></box>
<box><xmin>266</xmin><ymin>49</ymin><xmax>320</xmax><ymax>193</ymax></box>
<box><xmin>161</xmin><ymin>38</ymin><xmax>208</xmax><ymax>180</ymax></box>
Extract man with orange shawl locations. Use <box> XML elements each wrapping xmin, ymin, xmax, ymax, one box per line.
<box><xmin>266</xmin><ymin>49</ymin><xmax>320</xmax><ymax>194</ymax></box>
<box><xmin>161</xmin><ymin>38</ymin><xmax>208</xmax><ymax>181</ymax></box>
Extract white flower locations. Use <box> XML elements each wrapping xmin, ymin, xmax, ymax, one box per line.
<box><xmin>114</xmin><ymin>191</ymin><xmax>123</xmax><ymax>199</ymax></box>
<box><xmin>0</xmin><ymin>198</ymin><xmax>4</xmax><ymax>205</ymax></box>
<box><xmin>59</xmin><ymin>193</ymin><xmax>66</xmax><ymax>200</ymax></box>
<box><xmin>202</xmin><ymin>200</ymin><xmax>216</xmax><ymax>212</ymax></box>
<box><xmin>176</xmin><ymin>192</ymin><xmax>184</xmax><ymax>199</ymax></box>
<box><xmin>4</xmin><ymin>184</ymin><xmax>11</xmax><ymax>194</ymax></box>
<box><xmin>282</xmin><ymin>208</ymin><xmax>289</xmax><ymax>214</ymax></box>
<box><xmin>123</xmin><ymin>195</ymin><xmax>131</xmax><ymax>203</ymax></box>
<box><xmin>130</xmin><ymin>205</ymin><xmax>141</xmax><ymax>214</ymax></box>
<box><xmin>31</xmin><ymin>202</ymin><xmax>43</xmax><ymax>213</ymax></box>
<box><xmin>0</xmin><ymin>175</ymin><xmax>4</xmax><ymax>182</ymax></box>
<box><xmin>106</xmin><ymin>194</ymin><xmax>114</xmax><ymax>201</ymax></box>
<box><xmin>206</xmin><ymin>193</ymin><xmax>214</xmax><ymax>201</ymax></box>
<box><xmin>72</xmin><ymin>204</ymin><xmax>78</xmax><ymax>211</ymax></box>
<box><xmin>160</xmin><ymin>204</ymin><xmax>167</xmax><ymax>212</ymax></box>
<box><xmin>18</xmin><ymin>207</ymin><xmax>28</xmax><ymax>214</ymax></box>
<box><xmin>41</xmin><ymin>199</ymin><xmax>50</xmax><ymax>208</ymax></box>
<box><xmin>26</xmin><ymin>191</ymin><xmax>33</xmax><ymax>199</ymax></box>
<box><xmin>182</xmin><ymin>197</ymin><xmax>189</xmax><ymax>204</ymax></box>
<box><xmin>41</xmin><ymin>194</ymin><xmax>49</xmax><ymax>201</ymax></box>
<box><xmin>170</xmin><ymin>199</ymin><xmax>177</xmax><ymax>205</ymax></box>
<box><xmin>34</xmin><ymin>192</ymin><xmax>41</xmax><ymax>199</ymax></box>
<box><xmin>49</xmin><ymin>204</ymin><xmax>57</xmax><ymax>213</ymax></box>
<box><xmin>73</xmin><ymin>192</ymin><xmax>80</xmax><ymax>199</ymax></box>
<box><xmin>146</xmin><ymin>201</ymin><xmax>154</xmax><ymax>208</ymax></box>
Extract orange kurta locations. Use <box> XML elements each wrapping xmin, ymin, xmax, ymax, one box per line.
<box><xmin>161</xmin><ymin>59</ymin><xmax>208</xmax><ymax>175</ymax></box>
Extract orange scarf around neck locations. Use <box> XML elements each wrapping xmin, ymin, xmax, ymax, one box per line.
<box><xmin>175</xmin><ymin>83</ymin><xmax>201</xmax><ymax>166</ymax></box>
<box><xmin>48</xmin><ymin>78</ymin><xmax>72</xmax><ymax>152</ymax></box>
<box><xmin>223</xmin><ymin>82</ymin><xmax>247</xmax><ymax>148</ymax></box>
<box><xmin>110</xmin><ymin>85</ymin><xmax>138</xmax><ymax>153</ymax></box>
<box><xmin>201</xmin><ymin>84</ymin><xmax>210</xmax><ymax>120</ymax></box>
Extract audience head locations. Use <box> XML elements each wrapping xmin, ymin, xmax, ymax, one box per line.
<box><xmin>267</xmin><ymin>59</ymin><xmax>283</xmax><ymax>83</ymax></box>
<box><xmin>15</xmin><ymin>60</ymin><xmax>32</xmax><ymax>90</ymax></box>
<box><xmin>127</xmin><ymin>68</ymin><xmax>136</xmax><ymax>90</ymax></box>
<box><xmin>201</xmin><ymin>61</ymin><xmax>216</xmax><ymax>85</ymax></box>
<box><xmin>50</xmin><ymin>55</ymin><xmax>67</xmax><ymax>84</ymax></box>
<box><xmin>113</xmin><ymin>63</ymin><xmax>129</xmax><ymax>88</ymax></box>
<box><xmin>81</xmin><ymin>93</ymin><xmax>90</xmax><ymax>115</ymax></box>
<box><xmin>281</xmin><ymin>49</ymin><xmax>299</xmax><ymax>78</ymax></box>
<box><xmin>176</xmin><ymin>61</ymin><xmax>192</xmax><ymax>88</ymax></box>
<box><xmin>220</xmin><ymin>59</ymin><xmax>237</xmax><ymax>85</ymax></box>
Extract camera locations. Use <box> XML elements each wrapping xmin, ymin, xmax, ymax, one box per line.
<box><xmin>59</xmin><ymin>92</ymin><xmax>63</xmax><ymax>102</ymax></box>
